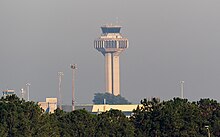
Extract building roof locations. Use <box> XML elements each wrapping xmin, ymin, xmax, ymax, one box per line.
<box><xmin>92</xmin><ymin>104</ymin><xmax>140</xmax><ymax>112</ymax></box>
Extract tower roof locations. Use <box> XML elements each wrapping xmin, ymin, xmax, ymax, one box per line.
<box><xmin>101</xmin><ymin>25</ymin><xmax>122</xmax><ymax>34</ymax></box>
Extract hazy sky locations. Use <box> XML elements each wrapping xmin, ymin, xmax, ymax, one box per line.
<box><xmin>1</xmin><ymin>0</ymin><xmax>220</xmax><ymax>104</ymax></box>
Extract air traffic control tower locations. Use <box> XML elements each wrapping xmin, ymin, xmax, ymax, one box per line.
<box><xmin>94</xmin><ymin>25</ymin><xmax>129</xmax><ymax>96</ymax></box>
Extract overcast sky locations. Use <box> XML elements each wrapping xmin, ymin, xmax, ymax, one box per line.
<box><xmin>1</xmin><ymin>0</ymin><xmax>220</xmax><ymax>105</ymax></box>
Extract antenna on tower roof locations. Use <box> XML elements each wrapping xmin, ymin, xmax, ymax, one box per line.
<box><xmin>116</xmin><ymin>17</ymin><xmax>119</xmax><ymax>25</ymax></box>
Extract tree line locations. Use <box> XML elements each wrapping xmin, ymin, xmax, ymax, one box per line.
<box><xmin>93</xmin><ymin>92</ymin><xmax>131</xmax><ymax>104</ymax></box>
<box><xmin>0</xmin><ymin>95</ymin><xmax>220</xmax><ymax>137</ymax></box>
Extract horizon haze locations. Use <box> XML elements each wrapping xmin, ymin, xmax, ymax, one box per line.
<box><xmin>1</xmin><ymin>0</ymin><xmax>220</xmax><ymax>104</ymax></box>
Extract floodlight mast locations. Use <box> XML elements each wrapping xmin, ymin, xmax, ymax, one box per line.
<box><xmin>180</xmin><ymin>81</ymin><xmax>184</xmax><ymax>99</ymax></box>
<box><xmin>70</xmin><ymin>64</ymin><xmax>77</xmax><ymax>111</ymax></box>
<box><xmin>21</xmin><ymin>88</ymin><xmax>24</xmax><ymax>99</ymax></box>
<box><xmin>58</xmin><ymin>72</ymin><xmax>64</xmax><ymax>110</ymax></box>
<box><xmin>26</xmin><ymin>83</ymin><xmax>31</xmax><ymax>101</ymax></box>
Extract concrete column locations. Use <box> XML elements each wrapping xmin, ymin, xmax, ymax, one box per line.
<box><xmin>112</xmin><ymin>55</ymin><xmax>120</xmax><ymax>95</ymax></box>
<box><xmin>105</xmin><ymin>53</ymin><xmax>112</xmax><ymax>94</ymax></box>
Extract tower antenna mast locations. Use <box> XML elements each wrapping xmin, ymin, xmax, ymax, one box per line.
<box><xmin>116</xmin><ymin>17</ymin><xmax>119</xmax><ymax>25</ymax></box>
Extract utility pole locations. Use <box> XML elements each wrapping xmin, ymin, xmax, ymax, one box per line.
<box><xmin>21</xmin><ymin>88</ymin><xmax>24</xmax><ymax>99</ymax></box>
<box><xmin>58</xmin><ymin>72</ymin><xmax>64</xmax><ymax>110</ymax></box>
<box><xmin>26</xmin><ymin>83</ymin><xmax>31</xmax><ymax>101</ymax></box>
<box><xmin>180</xmin><ymin>81</ymin><xmax>184</xmax><ymax>99</ymax></box>
<box><xmin>70</xmin><ymin>64</ymin><xmax>77</xmax><ymax>111</ymax></box>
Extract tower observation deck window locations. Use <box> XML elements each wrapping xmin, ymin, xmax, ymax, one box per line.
<box><xmin>118</xmin><ymin>40</ymin><xmax>128</xmax><ymax>48</ymax></box>
<box><xmin>106</xmin><ymin>41</ymin><xmax>109</xmax><ymax>48</ymax></box>
<box><xmin>114</xmin><ymin>41</ymin><xmax>117</xmax><ymax>48</ymax></box>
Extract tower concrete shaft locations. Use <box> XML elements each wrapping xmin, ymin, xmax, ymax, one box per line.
<box><xmin>105</xmin><ymin>53</ymin><xmax>120</xmax><ymax>95</ymax></box>
<box><xmin>105</xmin><ymin>53</ymin><xmax>112</xmax><ymax>93</ymax></box>
<box><xmin>94</xmin><ymin>25</ymin><xmax>128</xmax><ymax>96</ymax></box>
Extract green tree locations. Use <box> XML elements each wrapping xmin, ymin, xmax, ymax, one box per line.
<box><xmin>0</xmin><ymin>95</ymin><xmax>59</xmax><ymax>137</ymax></box>
<box><xmin>93</xmin><ymin>92</ymin><xmax>131</xmax><ymax>104</ymax></box>
<box><xmin>55</xmin><ymin>109</ymin><xmax>96</xmax><ymax>137</ymax></box>
<box><xmin>95</xmin><ymin>109</ymin><xmax>135</xmax><ymax>137</ymax></box>
<box><xmin>197</xmin><ymin>98</ymin><xmax>220</xmax><ymax>137</ymax></box>
<box><xmin>131</xmin><ymin>98</ymin><xmax>209</xmax><ymax>137</ymax></box>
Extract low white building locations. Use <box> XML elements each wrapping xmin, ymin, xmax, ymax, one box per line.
<box><xmin>2</xmin><ymin>89</ymin><xmax>15</xmax><ymax>97</ymax></box>
<box><xmin>38</xmin><ymin>98</ymin><xmax>57</xmax><ymax>113</ymax></box>
<box><xmin>62</xmin><ymin>104</ymin><xmax>141</xmax><ymax>117</ymax></box>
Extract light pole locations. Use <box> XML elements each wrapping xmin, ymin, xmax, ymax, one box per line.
<box><xmin>205</xmin><ymin>126</ymin><xmax>211</xmax><ymax>137</ymax></box>
<box><xmin>21</xmin><ymin>88</ymin><xmax>24</xmax><ymax>99</ymax></box>
<box><xmin>26</xmin><ymin>83</ymin><xmax>31</xmax><ymax>101</ymax></box>
<box><xmin>58</xmin><ymin>72</ymin><xmax>64</xmax><ymax>110</ymax></box>
<box><xmin>70</xmin><ymin>64</ymin><xmax>77</xmax><ymax>111</ymax></box>
<box><xmin>180</xmin><ymin>81</ymin><xmax>184</xmax><ymax>99</ymax></box>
